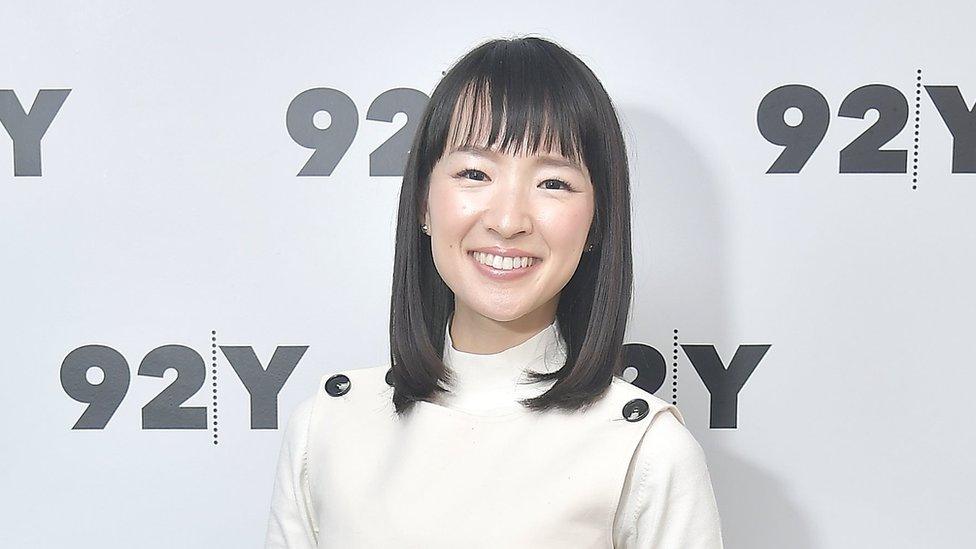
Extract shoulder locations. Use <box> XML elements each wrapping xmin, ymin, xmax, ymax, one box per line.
<box><xmin>278</xmin><ymin>389</ymin><xmax>317</xmax><ymax>455</ymax></box>
<box><xmin>605</xmin><ymin>377</ymin><xmax>704</xmax><ymax>463</ymax></box>
<box><xmin>602</xmin><ymin>375</ymin><xmax>686</xmax><ymax>426</ymax></box>
<box><xmin>601</xmin><ymin>377</ymin><xmax>708</xmax><ymax>479</ymax></box>
<box><xmin>307</xmin><ymin>363</ymin><xmax>397</xmax><ymax>422</ymax></box>
<box><xmin>315</xmin><ymin>363</ymin><xmax>392</xmax><ymax>396</ymax></box>
<box><xmin>279</xmin><ymin>364</ymin><xmax>394</xmax><ymax>434</ymax></box>
<box><xmin>613</xmin><ymin>383</ymin><xmax>723</xmax><ymax>546</ymax></box>
<box><xmin>635</xmin><ymin>408</ymin><xmax>707</xmax><ymax>469</ymax></box>
<box><xmin>618</xmin><ymin>380</ymin><xmax>711</xmax><ymax>485</ymax></box>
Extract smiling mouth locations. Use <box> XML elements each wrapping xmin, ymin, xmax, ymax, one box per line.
<box><xmin>468</xmin><ymin>251</ymin><xmax>540</xmax><ymax>271</ymax></box>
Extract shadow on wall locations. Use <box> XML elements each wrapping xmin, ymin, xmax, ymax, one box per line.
<box><xmin>621</xmin><ymin>104</ymin><xmax>816</xmax><ymax>549</ymax></box>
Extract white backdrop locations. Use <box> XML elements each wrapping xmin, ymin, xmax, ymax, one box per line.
<box><xmin>1</xmin><ymin>1</ymin><xmax>974</xmax><ymax>547</ymax></box>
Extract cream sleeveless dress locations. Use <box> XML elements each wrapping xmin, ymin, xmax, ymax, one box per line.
<box><xmin>265</xmin><ymin>318</ymin><xmax>724</xmax><ymax>548</ymax></box>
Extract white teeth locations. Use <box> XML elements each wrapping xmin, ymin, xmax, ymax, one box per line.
<box><xmin>472</xmin><ymin>252</ymin><xmax>536</xmax><ymax>271</ymax></box>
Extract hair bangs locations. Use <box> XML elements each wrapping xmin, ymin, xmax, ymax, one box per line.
<box><xmin>440</xmin><ymin>69</ymin><xmax>587</xmax><ymax>170</ymax></box>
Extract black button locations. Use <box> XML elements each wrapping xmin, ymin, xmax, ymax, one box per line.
<box><xmin>324</xmin><ymin>374</ymin><xmax>351</xmax><ymax>397</ymax></box>
<box><xmin>385</xmin><ymin>368</ymin><xmax>395</xmax><ymax>387</ymax></box>
<box><xmin>622</xmin><ymin>398</ymin><xmax>649</xmax><ymax>422</ymax></box>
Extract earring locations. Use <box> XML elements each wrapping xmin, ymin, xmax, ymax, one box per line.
<box><xmin>585</xmin><ymin>243</ymin><xmax>594</xmax><ymax>252</ymax></box>
<box><xmin>421</xmin><ymin>224</ymin><xmax>429</xmax><ymax>235</ymax></box>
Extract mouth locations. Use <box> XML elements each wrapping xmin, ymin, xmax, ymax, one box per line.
<box><xmin>467</xmin><ymin>251</ymin><xmax>541</xmax><ymax>280</ymax></box>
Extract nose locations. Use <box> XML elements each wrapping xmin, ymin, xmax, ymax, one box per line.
<box><xmin>480</xmin><ymin>178</ymin><xmax>533</xmax><ymax>239</ymax></box>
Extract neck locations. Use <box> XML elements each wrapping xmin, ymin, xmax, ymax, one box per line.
<box><xmin>436</xmin><ymin>312</ymin><xmax>567</xmax><ymax>416</ymax></box>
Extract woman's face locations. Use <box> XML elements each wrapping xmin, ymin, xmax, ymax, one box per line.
<box><xmin>423</xmin><ymin>135</ymin><xmax>595</xmax><ymax>324</ymax></box>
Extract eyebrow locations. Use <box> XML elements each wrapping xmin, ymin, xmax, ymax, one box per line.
<box><xmin>450</xmin><ymin>145</ymin><xmax>584</xmax><ymax>173</ymax></box>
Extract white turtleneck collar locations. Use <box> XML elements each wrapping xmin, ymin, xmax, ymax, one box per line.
<box><xmin>436</xmin><ymin>313</ymin><xmax>568</xmax><ymax>416</ymax></box>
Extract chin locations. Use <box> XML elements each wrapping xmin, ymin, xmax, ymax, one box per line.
<box><xmin>464</xmin><ymin>301</ymin><xmax>535</xmax><ymax>323</ymax></box>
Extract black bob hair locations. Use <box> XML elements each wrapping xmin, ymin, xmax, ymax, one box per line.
<box><xmin>387</xmin><ymin>35</ymin><xmax>633</xmax><ymax>416</ymax></box>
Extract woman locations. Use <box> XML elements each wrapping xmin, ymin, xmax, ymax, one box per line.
<box><xmin>265</xmin><ymin>36</ymin><xmax>724</xmax><ymax>548</ymax></box>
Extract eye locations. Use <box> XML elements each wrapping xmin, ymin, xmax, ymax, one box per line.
<box><xmin>455</xmin><ymin>169</ymin><xmax>576</xmax><ymax>192</ymax></box>
<box><xmin>540</xmin><ymin>178</ymin><xmax>576</xmax><ymax>192</ymax></box>
<box><xmin>456</xmin><ymin>168</ymin><xmax>489</xmax><ymax>181</ymax></box>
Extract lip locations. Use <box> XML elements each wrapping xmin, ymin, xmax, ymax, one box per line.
<box><xmin>468</xmin><ymin>251</ymin><xmax>541</xmax><ymax>281</ymax></box>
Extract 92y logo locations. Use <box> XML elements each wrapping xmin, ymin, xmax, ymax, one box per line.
<box><xmin>287</xmin><ymin>87</ymin><xmax>428</xmax><ymax>177</ymax></box>
<box><xmin>757</xmin><ymin>83</ymin><xmax>975</xmax><ymax>173</ymax></box>
<box><xmin>61</xmin><ymin>344</ymin><xmax>308</xmax><ymax>430</ymax></box>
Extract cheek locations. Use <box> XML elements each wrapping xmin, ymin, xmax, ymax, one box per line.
<box><xmin>427</xmin><ymin>179</ymin><xmax>477</xmax><ymax>241</ymax></box>
<box><xmin>539</xmin><ymin>201</ymin><xmax>593</xmax><ymax>248</ymax></box>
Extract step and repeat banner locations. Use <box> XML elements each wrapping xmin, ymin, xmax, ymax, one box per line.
<box><xmin>2</xmin><ymin>1</ymin><xmax>973</xmax><ymax>548</ymax></box>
